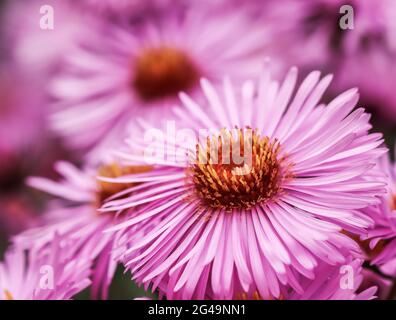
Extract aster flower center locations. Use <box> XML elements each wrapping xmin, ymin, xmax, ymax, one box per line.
<box><xmin>97</xmin><ymin>163</ymin><xmax>152</xmax><ymax>203</ymax></box>
<box><xmin>132</xmin><ymin>47</ymin><xmax>199</xmax><ymax>101</ymax></box>
<box><xmin>190</xmin><ymin>128</ymin><xmax>283</xmax><ymax>211</ymax></box>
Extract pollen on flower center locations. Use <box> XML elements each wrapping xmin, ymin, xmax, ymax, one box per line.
<box><xmin>132</xmin><ymin>47</ymin><xmax>199</xmax><ymax>101</ymax></box>
<box><xmin>97</xmin><ymin>163</ymin><xmax>152</xmax><ymax>203</ymax></box>
<box><xmin>190</xmin><ymin>128</ymin><xmax>283</xmax><ymax>211</ymax></box>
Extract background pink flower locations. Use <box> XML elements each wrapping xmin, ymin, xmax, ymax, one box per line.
<box><xmin>49</xmin><ymin>6</ymin><xmax>290</xmax><ymax>161</ymax></box>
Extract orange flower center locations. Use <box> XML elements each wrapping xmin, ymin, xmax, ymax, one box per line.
<box><xmin>190</xmin><ymin>128</ymin><xmax>284</xmax><ymax>211</ymax></box>
<box><xmin>132</xmin><ymin>47</ymin><xmax>199</xmax><ymax>101</ymax></box>
<box><xmin>97</xmin><ymin>163</ymin><xmax>152</xmax><ymax>203</ymax></box>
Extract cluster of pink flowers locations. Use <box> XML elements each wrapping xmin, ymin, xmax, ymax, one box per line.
<box><xmin>1</xmin><ymin>0</ymin><xmax>396</xmax><ymax>300</ymax></box>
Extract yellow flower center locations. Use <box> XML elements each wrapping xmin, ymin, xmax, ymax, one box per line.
<box><xmin>97</xmin><ymin>163</ymin><xmax>152</xmax><ymax>203</ymax></box>
<box><xmin>190</xmin><ymin>128</ymin><xmax>285</xmax><ymax>211</ymax></box>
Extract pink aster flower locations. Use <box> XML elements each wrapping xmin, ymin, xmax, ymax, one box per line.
<box><xmin>360</xmin><ymin>152</ymin><xmax>396</xmax><ymax>277</ymax></box>
<box><xmin>0</xmin><ymin>237</ymin><xmax>91</xmax><ymax>300</ymax></box>
<box><xmin>49</xmin><ymin>7</ymin><xmax>287</xmax><ymax>160</ymax></box>
<box><xmin>101</xmin><ymin>65</ymin><xmax>386</xmax><ymax>299</ymax></box>
<box><xmin>13</xmin><ymin>161</ymin><xmax>151</xmax><ymax>299</ymax></box>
